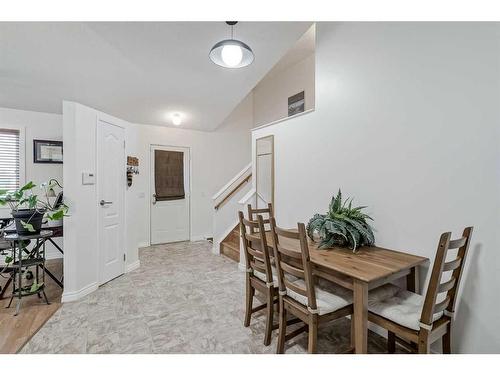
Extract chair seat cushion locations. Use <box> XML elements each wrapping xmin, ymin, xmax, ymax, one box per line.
<box><xmin>368</xmin><ymin>284</ymin><xmax>443</xmax><ymax>331</ymax></box>
<box><xmin>286</xmin><ymin>279</ymin><xmax>352</xmax><ymax>315</ymax></box>
<box><xmin>253</xmin><ymin>267</ymin><xmax>278</xmax><ymax>285</ymax></box>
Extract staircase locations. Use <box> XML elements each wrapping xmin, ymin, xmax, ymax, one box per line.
<box><xmin>220</xmin><ymin>225</ymin><xmax>240</xmax><ymax>262</ymax></box>
<box><xmin>212</xmin><ymin>163</ymin><xmax>255</xmax><ymax>264</ymax></box>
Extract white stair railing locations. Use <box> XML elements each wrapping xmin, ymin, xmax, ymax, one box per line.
<box><xmin>212</xmin><ymin>163</ymin><xmax>254</xmax><ymax>255</ymax></box>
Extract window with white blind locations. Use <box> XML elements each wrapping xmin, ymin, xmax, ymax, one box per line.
<box><xmin>0</xmin><ymin>128</ymin><xmax>21</xmax><ymax>191</ymax></box>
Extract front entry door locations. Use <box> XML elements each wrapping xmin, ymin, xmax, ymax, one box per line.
<box><xmin>98</xmin><ymin>120</ymin><xmax>125</xmax><ymax>284</ymax></box>
<box><xmin>150</xmin><ymin>145</ymin><xmax>190</xmax><ymax>244</ymax></box>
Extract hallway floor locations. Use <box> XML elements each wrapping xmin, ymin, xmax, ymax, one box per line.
<box><xmin>21</xmin><ymin>241</ymin><xmax>400</xmax><ymax>354</ymax></box>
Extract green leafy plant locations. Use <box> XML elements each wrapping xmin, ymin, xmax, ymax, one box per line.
<box><xmin>30</xmin><ymin>282</ymin><xmax>44</xmax><ymax>293</ymax></box>
<box><xmin>306</xmin><ymin>189</ymin><xmax>375</xmax><ymax>252</ymax></box>
<box><xmin>0</xmin><ymin>180</ymin><xmax>68</xmax><ymax>232</ymax></box>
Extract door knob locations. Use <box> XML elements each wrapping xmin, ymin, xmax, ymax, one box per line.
<box><xmin>100</xmin><ymin>200</ymin><xmax>113</xmax><ymax>206</ymax></box>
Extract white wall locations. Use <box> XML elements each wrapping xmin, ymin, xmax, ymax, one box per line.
<box><xmin>253</xmin><ymin>54</ymin><xmax>315</xmax><ymax>127</ymax></box>
<box><xmin>133</xmin><ymin>93</ymin><xmax>254</xmax><ymax>246</ymax></box>
<box><xmin>252</xmin><ymin>22</ymin><xmax>500</xmax><ymax>353</ymax></box>
<box><xmin>0</xmin><ymin>107</ymin><xmax>63</xmax><ymax>258</ymax></box>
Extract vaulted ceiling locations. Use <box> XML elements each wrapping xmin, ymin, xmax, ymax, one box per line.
<box><xmin>0</xmin><ymin>22</ymin><xmax>311</xmax><ymax>130</ymax></box>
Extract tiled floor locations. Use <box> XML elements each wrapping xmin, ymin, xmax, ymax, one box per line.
<box><xmin>21</xmin><ymin>241</ymin><xmax>399</xmax><ymax>354</ymax></box>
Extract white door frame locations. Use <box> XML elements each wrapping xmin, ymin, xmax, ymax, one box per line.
<box><xmin>148</xmin><ymin>144</ymin><xmax>191</xmax><ymax>246</ymax></box>
<box><xmin>96</xmin><ymin>116</ymin><xmax>126</xmax><ymax>284</ymax></box>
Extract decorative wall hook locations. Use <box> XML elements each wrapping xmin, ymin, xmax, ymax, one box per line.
<box><xmin>126</xmin><ymin>156</ymin><xmax>139</xmax><ymax>187</ymax></box>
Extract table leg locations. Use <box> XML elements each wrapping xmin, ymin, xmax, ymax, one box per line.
<box><xmin>39</xmin><ymin>265</ymin><xmax>63</xmax><ymax>288</ymax></box>
<box><xmin>0</xmin><ymin>278</ymin><xmax>12</xmax><ymax>299</ymax></box>
<box><xmin>48</xmin><ymin>237</ymin><xmax>64</xmax><ymax>254</ymax></box>
<box><xmin>15</xmin><ymin>241</ymin><xmax>22</xmax><ymax>316</ymax></box>
<box><xmin>406</xmin><ymin>266</ymin><xmax>419</xmax><ymax>293</ymax></box>
<box><xmin>353</xmin><ymin>279</ymin><xmax>368</xmax><ymax>354</ymax></box>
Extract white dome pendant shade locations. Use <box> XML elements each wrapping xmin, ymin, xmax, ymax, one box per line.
<box><xmin>209</xmin><ymin>22</ymin><xmax>254</xmax><ymax>68</ymax></box>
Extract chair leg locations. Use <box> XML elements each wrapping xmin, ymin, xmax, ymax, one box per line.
<box><xmin>417</xmin><ymin>331</ymin><xmax>430</xmax><ymax>354</ymax></box>
<box><xmin>276</xmin><ymin>298</ymin><xmax>286</xmax><ymax>354</ymax></box>
<box><xmin>244</xmin><ymin>277</ymin><xmax>254</xmax><ymax>327</ymax></box>
<box><xmin>307</xmin><ymin>314</ymin><xmax>318</xmax><ymax>354</ymax></box>
<box><xmin>387</xmin><ymin>331</ymin><xmax>396</xmax><ymax>353</ymax></box>
<box><xmin>443</xmin><ymin>324</ymin><xmax>452</xmax><ymax>354</ymax></box>
<box><xmin>350</xmin><ymin>315</ymin><xmax>355</xmax><ymax>349</ymax></box>
<box><xmin>264</xmin><ymin>287</ymin><xmax>274</xmax><ymax>346</ymax></box>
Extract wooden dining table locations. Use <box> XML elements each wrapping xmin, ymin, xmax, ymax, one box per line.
<box><xmin>264</xmin><ymin>231</ymin><xmax>428</xmax><ymax>354</ymax></box>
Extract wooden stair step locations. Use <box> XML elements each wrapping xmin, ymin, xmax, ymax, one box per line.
<box><xmin>220</xmin><ymin>224</ymin><xmax>240</xmax><ymax>262</ymax></box>
<box><xmin>221</xmin><ymin>240</ymin><xmax>240</xmax><ymax>262</ymax></box>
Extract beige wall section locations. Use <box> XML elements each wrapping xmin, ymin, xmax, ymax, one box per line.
<box><xmin>252</xmin><ymin>25</ymin><xmax>315</xmax><ymax>128</ymax></box>
<box><xmin>253</xmin><ymin>54</ymin><xmax>315</xmax><ymax>127</ymax></box>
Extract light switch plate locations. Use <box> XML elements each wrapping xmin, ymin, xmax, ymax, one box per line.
<box><xmin>82</xmin><ymin>172</ymin><xmax>95</xmax><ymax>185</ymax></box>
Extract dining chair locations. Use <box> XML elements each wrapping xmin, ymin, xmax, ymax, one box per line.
<box><xmin>367</xmin><ymin>227</ymin><xmax>473</xmax><ymax>354</ymax></box>
<box><xmin>247</xmin><ymin>203</ymin><xmax>273</xmax><ymax>234</ymax></box>
<box><xmin>269</xmin><ymin>218</ymin><xmax>354</xmax><ymax>354</ymax></box>
<box><xmin>238</xmin><ymin>211</ymin><xmax>279</xmax><ymax>346</ymax></box>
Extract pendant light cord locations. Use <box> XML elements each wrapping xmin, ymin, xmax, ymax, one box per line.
<box><xmin>231</xmin><ymin>24</ymin><xmax>234</xmax><ymax>40</ymax></box>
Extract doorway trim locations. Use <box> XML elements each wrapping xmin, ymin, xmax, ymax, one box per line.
<box><xmin>148</xmin><ymin>144</ymin><xmax>192</xmax><ymax>246</ymax></box>
<box><xmin>255</xmin><ymin>135</ymin><xmax>275</xmax><ymax>210</ymax></box>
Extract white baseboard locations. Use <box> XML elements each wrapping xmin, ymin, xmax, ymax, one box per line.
<box><xmin>212</xmin><ymin>242</ymin><xmax>220</xmax><ymax>255</ymax></box>
<box><xmin>61</xmin><ymin>282</ymin><xmax>98</xmax><ymax>303</ymax></box>
<box><xmin>138</xmin><ymin>241</ymin><xmax>150</xmax><ymax>249</ymax></box>
<box><xmin>191</xmin><ymin>234</ymin><xmax>212</xmax><ymax>242</ymax></box>
<box><xmin>125</xmin><ymin>259</ymin><xmax>140</xmax><ymax>273</ymax></box>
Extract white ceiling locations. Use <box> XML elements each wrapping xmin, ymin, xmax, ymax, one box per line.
<box><xmin>0</xmin><ymin>22</ymin><xmax>311</xmax><ymax>131</ymax></box>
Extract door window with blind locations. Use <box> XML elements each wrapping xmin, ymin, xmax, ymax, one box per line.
<box><xmin>154</xmin><ymin>150</ymin><xmax>185</xmax><ymax>201</ymax></box>
<box><xmin>0</xmin><ymin>128</ymin><xmax>21</xmax><ymax>192</ymax></box>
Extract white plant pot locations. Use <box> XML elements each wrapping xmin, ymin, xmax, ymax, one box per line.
<box><xmin>45</xmin><ymin>218</ymin><xmax>63</xmax><ymax>227</ymax></box>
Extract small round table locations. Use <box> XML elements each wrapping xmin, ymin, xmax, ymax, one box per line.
<box><xmin>4</xmin><ymin>230</ymin><xmax>53</xmax><ymax>315</ymax></box>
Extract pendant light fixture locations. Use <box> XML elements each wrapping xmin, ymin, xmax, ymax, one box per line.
<box><xmin>209</xmin><ymin>21</ymin><xmax>254</xmax><ymax>68</ymax></box>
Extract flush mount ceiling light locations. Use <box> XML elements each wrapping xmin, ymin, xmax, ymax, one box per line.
<box><xmin>209</xmin><ymin>21</ymin><xmax>254</xmax><ymax>68</ymax></box>
<box><xmin>171</xmin><ymin>113</ymin><xmax>182</xmax><ymax>126</ymax></box>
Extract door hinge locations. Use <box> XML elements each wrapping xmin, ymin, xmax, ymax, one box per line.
<box><xmin>123</xmin><ymin>253</ymin><xmax>126</xmax><ymax>262</ymax></box>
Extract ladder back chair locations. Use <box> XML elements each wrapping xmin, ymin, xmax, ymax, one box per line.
<box><xmin>367</xmin><ymin>227</ymin><xmax>473</xmax><ymax>354</ymax></box>
<box><xmin>247</xmin><ymin>203</ymin><xmax>273</xmax><ymax>234</ymax></box>
<box><xmin>239</xmin><ymin>211</ymin><xmax>278</xmax><ymax>346</ymax></box>
<box><xmin>269</xmin><ymin>218</ymin><xmax>353</xmax><ymax>354</ymax></box>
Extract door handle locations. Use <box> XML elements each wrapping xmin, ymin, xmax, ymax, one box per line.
<box><xmin>100</xmin><ymin>200</ymin><xmax>113</xmax><ymax>206</ymax></box>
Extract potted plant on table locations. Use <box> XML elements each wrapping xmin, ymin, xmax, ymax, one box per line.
<box><xmin>306</xmin><ymin>189</ymin><xmax>375</xmax><ymax>253</ymax></box>
<box><xmin>0</xmin><ymin>180</ymin><xmax>68</xmax><ymax>235</ymax></box>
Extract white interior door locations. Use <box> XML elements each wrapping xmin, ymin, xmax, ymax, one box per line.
<box><xmin>150</xmin><ymin>145</ymin><xmax>190</xmax><ymax>244</ymax></box>
<box><xmin>256</xmin><ymin>136</ymin><xmax>274</xmax><ymax>209</ymax></box>
<box><xmin>98</xmin><ymin>120</ymin><xmax>125</xmax><ymax>284</ymax></box>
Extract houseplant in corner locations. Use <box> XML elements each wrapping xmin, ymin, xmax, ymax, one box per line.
<box><xmin>0</xmin><ymin>180</ymin><xmax>68</xmax><ymax>235</ymax></box>
<box><xmin>306</xmin><ymin>189</ymin><xmax>375</xmax><ymax>252</ymax></box>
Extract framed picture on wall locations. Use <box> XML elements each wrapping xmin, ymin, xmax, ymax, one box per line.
<box><xmin>33</xmin><ymin>140</ymin><xmax>63</xmax><ymax>164</ymax></box>
<box><xmin>288</xmin><ymin>91</ymin><xmax>305</xmax><ymax>116</ymax></box>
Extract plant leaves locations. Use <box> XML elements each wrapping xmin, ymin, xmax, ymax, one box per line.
<box><xmin>19</xmin><ymin>181</ymin><xmax>36</xmax><ymax>192</ymax></box>
<box><xmin>30</xmin><ymin>282</ymin><xmax>44</xmax><ymax>293</ymax></box>
<box><xmin>20</xmin><ymin>220</ymin><xmax>35</xmax><ymax>232</ymax></box>
<box><xmin>309</xmin><ymin>189</ymin><xmax>375</xmax><ymax>250</ymax></box>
